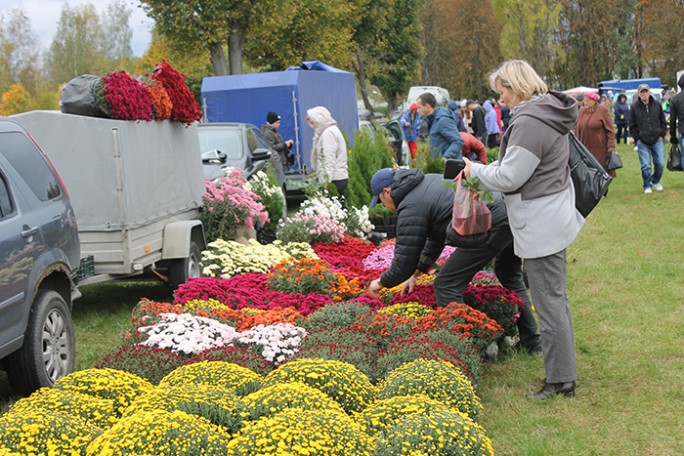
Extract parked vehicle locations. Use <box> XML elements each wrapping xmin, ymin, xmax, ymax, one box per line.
<box><xmin>0</xmin><ymin>117</ymin><xmax>80</xmax><ymax>394</ymax></box>
<box><xmin>197</xmin><ymin>122</ymin><xmax>273</xmax><ymax>181</ymax></box>
<box><xmin>406</xmin><ymin>86</ymin><xmax>451</xmax><ymax>107</ymax></box>
<box><xmin>11</xmin><ymin>111</ymin><xmax>207</xmax><ymax>290</ymax></box>
<box><xmin>201</xmin><ymin>61</ymin><xmax>359</xmax><ymax>193</ymax></box>
<box><xmin>598</xmin><ymin>77</ymin><xmax>661</xmax><ymax>96</ymax></box>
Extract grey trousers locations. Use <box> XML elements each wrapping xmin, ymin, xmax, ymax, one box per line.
<box><xmin>524</xmin><ymin>250</ymin><xmax>577</xmax><ymax>383</ymax></box>
<box><xmin>434</xmin><ymin>223</ymin><xmax>541</xmax><ymax>351</ymax></box>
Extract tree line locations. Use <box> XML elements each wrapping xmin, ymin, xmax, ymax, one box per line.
<box><xmin>1</xmin><ymin>0</ymin><xmax>683</xmax><ymax>116</ymax></box>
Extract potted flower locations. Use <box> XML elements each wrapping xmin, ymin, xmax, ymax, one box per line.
<box><xmin>199</xmin><ymin>168</ymin><xmax>268</xmax><ymax>243</ymax></box>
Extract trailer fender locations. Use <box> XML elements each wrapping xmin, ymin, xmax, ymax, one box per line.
<box><xmin>161</xmin><ymin>221</ymin><xmax>206</xmax><ymax>259</ymax></box>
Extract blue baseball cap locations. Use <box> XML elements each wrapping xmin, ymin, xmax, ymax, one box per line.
<box><xmin>370</xmin><ymin>168</ymin><xmax>395</xmax><ymax>207</ymax></box>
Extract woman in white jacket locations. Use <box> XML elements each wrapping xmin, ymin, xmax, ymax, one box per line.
<box><xmin>306</xmin><ymin>106</ymin><xmax>349</xmax><ymax>200</ymax></box>
<box><xmin>463</xmin><ymin>60</ymin><xmax>585</xmax><ymax>400</ymax></box>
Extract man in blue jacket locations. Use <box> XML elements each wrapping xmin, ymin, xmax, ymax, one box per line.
<box><xmin>416</xmin><ymin>93</ymin><xmax>464</xmax><ymax>159</ymax></box>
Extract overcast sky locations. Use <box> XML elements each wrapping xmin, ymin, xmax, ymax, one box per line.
<box><xmin>2</xmin><ymin>0</ymin><xmax>153</xmax><ymax>56</ymax></box>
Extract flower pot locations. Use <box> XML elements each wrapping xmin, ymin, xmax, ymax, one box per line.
<box><xmin>233</xmin><ymin>225</ymin><xmax>256</xmax><ymax>245</ymax></box>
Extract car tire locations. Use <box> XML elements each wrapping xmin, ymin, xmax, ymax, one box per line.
<box><xmin>6</xmin><ymin>290</ymin><xmax>75</xmax><ymax>395</ymax></box>
<box><xmin>168</xmin><ymin>241</ymin><xmax>201</xmax><ymax>290</ymax></box>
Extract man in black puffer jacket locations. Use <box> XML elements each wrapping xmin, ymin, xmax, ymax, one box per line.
<box><xmin>669</xmin><ymin>74</ymin><xmax>684</xmax><ymax>153</ymax></box>
<box><xmin>629</xmin><ymin>84</ymin><xmax>667</xmax><ymax>194</ymax></box>
<box><xmin>367</xmin><ymin>168</ymin><xmax>541</xmax><ymax>353</ymax></box>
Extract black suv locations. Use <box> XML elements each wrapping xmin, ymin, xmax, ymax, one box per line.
<box><xmin>0</xmin><ymin>118</ymin><xmax>80</xmax><ymax>395</ymax></box>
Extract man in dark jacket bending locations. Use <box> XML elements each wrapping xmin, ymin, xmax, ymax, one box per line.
<box><xmin>367</xmin><ymin>168</ymin><xmax>541</xmax><ymax>353</ymax></box>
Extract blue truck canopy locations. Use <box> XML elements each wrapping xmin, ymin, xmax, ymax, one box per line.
<box><xmin>201</xmin><ymin>62</ymin><xmax>358</xmax><ymax>180</ymax></box>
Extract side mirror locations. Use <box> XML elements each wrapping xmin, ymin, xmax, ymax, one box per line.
<box><xmin>252</xmin><ymin>148</ymin><xmax>272</xmax><ymax>161</ymax></box>
<box><xmin>201</xmin><ymin>148</ymin><xmax>226</xmax><ymax>163</ymax></box>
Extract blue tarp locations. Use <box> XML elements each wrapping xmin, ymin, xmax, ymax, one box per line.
<box><xmin>201</xmin><ymin>62</ymin><xmax>358</xmax><ymax>176</ymax></box>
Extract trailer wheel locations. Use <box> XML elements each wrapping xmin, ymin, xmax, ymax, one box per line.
<box><xmin>6</xmin><ymin>290</ymin><xmax>75</xmax><ymax>395</ymax></box>
<box><xmin>168</xmin><ymin>241</ymin><xmax>201</xmax><ymax>289</ymax></box>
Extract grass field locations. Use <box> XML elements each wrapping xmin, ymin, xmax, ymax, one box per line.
<box><xmin>1</xmin><ymin>142</ymin><xmax>682</xmax><ymax>454</ymax></box>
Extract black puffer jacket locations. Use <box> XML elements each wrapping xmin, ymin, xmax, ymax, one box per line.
<box><xmin>379</xmin><ymin>169</ymin><xmax>453</xmax><ymax>288</ymax></box>
<box><xmin>629</xmin><ymin>95</ymin><xmax>667</xmax><ymax>146</ymax></box>
<box><xmin>379</xmin><ymin>169</ymin><xmax>508</xmax><ymax>288</ymax></box>
<box><xmin>669</xmin><ymin>74</ymin><xmax>684</xmax><ymax>137</ymax></box>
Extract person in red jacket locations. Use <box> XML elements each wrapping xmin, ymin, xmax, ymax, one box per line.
<box><xmin>460</xmin><ymin>132</ymin><xmax>488</xmax><ymax>163</ymax></box>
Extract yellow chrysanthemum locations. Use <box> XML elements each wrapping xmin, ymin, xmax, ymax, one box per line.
<box><xmin>227</xmin><ymin>407</ymin><xmax>372</xmax><ymax>455</ymax></box>
<box><xmin>159</xmin><ymin>361</ymin><xmax>262</xmax><ymax>396</ymax></box>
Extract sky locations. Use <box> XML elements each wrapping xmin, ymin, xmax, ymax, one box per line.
<box><xmin>2</xmin><ymin>0</ymin><xmax>154</xmax><ymax>57</ymax></box>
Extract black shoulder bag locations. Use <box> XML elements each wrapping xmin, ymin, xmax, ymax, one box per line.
<box><xmin>568</xmin><ymin>131</ymin><xmax>612</xmax><ymax>217</ymax></box>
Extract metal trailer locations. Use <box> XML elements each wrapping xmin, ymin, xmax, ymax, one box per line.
<box><xmin>11</xmin><ymin>110</ymin><xmax>206</xmax><ymax>288</ymax></box>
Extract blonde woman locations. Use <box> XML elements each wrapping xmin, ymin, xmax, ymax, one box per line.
<box><xmin>306</xmin><ymin>106</ymin><xmax>349</xmax><ymax>201</ymax></box>
<box><xmin>463</xmin><ymin>60</ymin><xmax>585</xmax><ymax>400</ymax></box>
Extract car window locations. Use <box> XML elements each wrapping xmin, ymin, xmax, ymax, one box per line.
<box><xmin>0</xmin><ymin>171</ymin><xmax>13</xmax><ymax>219</ymax></box>
<box><xmin>0</xmin><ymin>132</ymin><xmax>61</xmax><ymax>201</ymax></box>
<box><xmin>245</xmin><ymin>128</ymin><xmax>260</xmax><ymax>153</ymax></box>
<box><xmin>198</xmin><ymin>128</ymin><xmax>243</xmax><ymax>160</ymax></box>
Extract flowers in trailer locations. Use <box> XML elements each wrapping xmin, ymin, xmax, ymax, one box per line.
<box><xmin>149</xmin><ymin>60</ymin><xmax>202</xmax><ymax>124</ymax></box>
<box><xmin>95</xmin><ymin>70</ymin><xmax>153</xmax><ymax>121</ymax></box>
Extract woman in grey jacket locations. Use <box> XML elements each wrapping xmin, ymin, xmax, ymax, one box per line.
<box><xmin>463</xmin><ymin>60</ymin><xmax>585</xmax><ymax>400</ymax></box>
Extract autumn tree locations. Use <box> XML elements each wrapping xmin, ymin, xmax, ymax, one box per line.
<box><xmin>0</xmin><ymin>82</ymin><xmax>31</xmax><ymax>115</ymax></box>
<box><xmin>421</xmin><ymin>0</ymin><xmax>501</xmax><ymax>100</ymax></box>
<box><xmin>140</xmin><ymin>0</ymin><xmax>288</xmax><ymax>75</ymax></box>
<box><xmin>48</xmin><ymin>3</ymin><xmax>109</xmax><ymax>84</ymax></box>
<box><xmin>557</xmin><ymin>0</ymin><xmax>620</xmax><ymax>88</ymax></box>
<box><xmin>0</xmin><ymin>8</ymin><xmax>43</xmax><ymax>95</ymax></box>
<box><xmin>102</xmin><ymin>0</ymin><xmax>135</xmax><ymax>71</ymax></box>
<box><xmin>637</xmin><ymin>0</ymin><xmax>684</xmax><ymax>85</ymax></box>
<box><xmin>367</xmin><ymin>0</ymin><xmax>425</xmax><ymax>112</ymax></box>
<box><xmin>243</xmin><ymin>0</ymin><xmax>361</xmax><ymax>72</ymax></box>
<box><xmin>492</xmin><ymin>0</ymin><xmax>560</xmax><ymax>82</ymax></box>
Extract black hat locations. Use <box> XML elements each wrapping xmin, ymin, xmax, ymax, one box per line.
<box><xmin>267</xmin><ymin>112</ymin><xmax>281</xmax><ymax>124</ymax></box>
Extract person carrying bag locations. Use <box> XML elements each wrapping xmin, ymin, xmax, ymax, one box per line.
<box><xmin>667</xmin><ymin>142</ymin><xmax>683</xmax><ymax>171</ymax></box>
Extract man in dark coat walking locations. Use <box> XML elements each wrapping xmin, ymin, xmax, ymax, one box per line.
<box><xmin>366</xmin><ymin>167</ymin><xmax>541</xmax><ymax>353</ymax></box>
<box><xmin>668</xmin><ymin>74</ymin><xmax>684</xmax><ymax>154</ymax></box>
<box><xmin>629</xmin><ymin>84</ymin><xmax>667</xmax><ymax>194</ymax></box>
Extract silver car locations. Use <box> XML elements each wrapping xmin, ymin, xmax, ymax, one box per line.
<box><xmin>0</xmin><ymin>118</ymin><xmax>80</xmax><ymax>395</ymax></box>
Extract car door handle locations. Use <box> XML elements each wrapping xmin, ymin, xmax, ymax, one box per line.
<box><xmin>21</xmin><ymin>226</ymin><xmax>39</xmax><ymax>238</ymax></box>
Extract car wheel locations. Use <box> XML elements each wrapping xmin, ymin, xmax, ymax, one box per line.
<box><xmin>6</xmin><ymin>290</ymin><xmax>75</xmax><ymax>395</ymax></box>
<box><xmin>168</xmin><ymin>241</ymin><xmax>201</xmax><ymax>289</ymax></box>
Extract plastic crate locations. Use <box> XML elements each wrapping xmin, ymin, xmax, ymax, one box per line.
<box><xmin>76</xmin><ymin>255</ymin><xmax>95</xmax><ymax>280</ymax></box>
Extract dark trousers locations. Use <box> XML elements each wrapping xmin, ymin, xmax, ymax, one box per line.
<box><xmin>434</xmin><ymin>223</ymin><xmax>541</xmax><ymax>351</ymax></box>
<box><xmin>332</xmin><ymin>179</ymin><xmax>348</xmax><ymax>208</ymax></box>
<box><xmin>615</xmin><ymin>124</ymin><xmax>629</xmax><ymax>144</ymax></box>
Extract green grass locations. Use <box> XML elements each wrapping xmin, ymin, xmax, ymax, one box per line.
<box><xmin>1</xmin><ymin>143</ymin><xmax>683</xmax><ymax>453</ymax></box>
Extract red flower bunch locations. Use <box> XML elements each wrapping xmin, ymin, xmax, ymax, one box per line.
<box><xmin>463</xmin><ymin>283</ymin><xmax>524</xmax><ymax>336</ymax></box>
<box><xmin>98</xmin><ymin>70</ymin><xmax>153</xmax><ymax>121</ymax></box>
<box><xmin>413</xmin><ymin>303</ymin><xmax>504</xmax><ymax>351</ymax></box>
<box><xmin>139</xmin><ymin>75</ymin><xmax>172</xmax><ymax>120</ymax></box>
<box><xmin>389</xmin><ymin>283</ymin><xmax>437</xmax><ymax>308</ymax></box>
<box><xmin>174</xmin><ymin>276</ymin><xmax>267</xmax><ymax>304</ymax></box>
<box><xmin>346</xmin><ymin>293</ymin><xmax>386</xmax><ymax>311</ymax></box>
<box><xmin>150</xmin><ymin>60</ymin><xmax>202</xmax><ymax>125</ymax></box>
<box><xmin>311</xmin><ymin>234</ymin><xmax>377</xmax><ymax>261</ymax></box>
